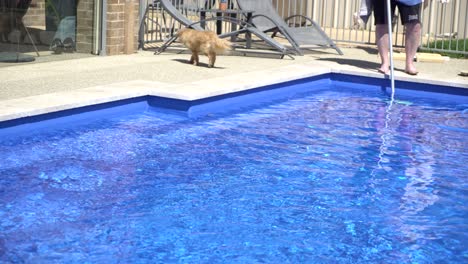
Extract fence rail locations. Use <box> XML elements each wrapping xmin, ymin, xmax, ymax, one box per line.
<box><xmin>140</xmin><ymin>0</ymin><xmax>467</xmax><ymax>56</ymax></box>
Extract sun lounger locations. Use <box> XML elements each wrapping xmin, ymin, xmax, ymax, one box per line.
<box><xmin>236</xmin><ymin>0</ymin><xmax>343</xmax><ymax>55</ymax></box>
<box><xmin>154</xmin><ymin>0</ymin><xmax>294</xmax><ymax>58</ymax></box>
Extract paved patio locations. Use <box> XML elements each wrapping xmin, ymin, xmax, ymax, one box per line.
<box><xmin>0</xmin><ymin>46</ymin><xmax>467</xmax><ymax>122</ymax></box>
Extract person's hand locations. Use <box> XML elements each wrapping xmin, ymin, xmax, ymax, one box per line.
<box><xmin>352</xmin><ymin>12</ymin><xmax>366</xmax><ymax>30</ymax></box>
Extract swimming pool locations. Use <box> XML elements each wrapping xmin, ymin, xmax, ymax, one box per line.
<box><xmin>0</xmin><ymin>74</ymin><xmax>467</xmax><ymax>263</ymax></box>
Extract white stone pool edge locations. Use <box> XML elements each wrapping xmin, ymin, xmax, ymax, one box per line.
<box><xmin>0</xmin><ymin>63</ymin><xmax>467</xmax><ymax>123</ymax></box>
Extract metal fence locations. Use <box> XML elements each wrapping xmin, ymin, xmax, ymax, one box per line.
<box><xmin>139</xmin><ymin>0</ymin><xmax>238</xmax><ymax>49</ymax></box>
<box><xmin>139</xmin><ymin>0</ymin><xmax>467</xmax><ymax>56</ymax></box>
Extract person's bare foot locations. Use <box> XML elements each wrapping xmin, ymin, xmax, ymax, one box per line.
<box><xmin>405</xmin><ymin>65</ymin><xmax>418</xmax><ymax>75</ymax></box>
<box><xmin>378</xmin><ymin>65</ymin><xmax>390</xmax><ymax>75</ymax></box>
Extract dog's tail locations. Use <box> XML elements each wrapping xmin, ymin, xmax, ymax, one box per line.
<box><xmin>213</xmin><ymin>37</ymin><xmax>233</xmax><ymax>54</ymax></box>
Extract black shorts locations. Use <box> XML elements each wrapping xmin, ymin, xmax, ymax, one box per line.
<box><xmin>373</xmin><ymin>0</ymin><xmax>421</xmax><ymax>25</ymax></box>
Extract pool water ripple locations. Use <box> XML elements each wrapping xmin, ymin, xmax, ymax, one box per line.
<box><xmin>0</xmin><ymin>88</ymin><xmax>467</xmax><ymax>263</ymax></box>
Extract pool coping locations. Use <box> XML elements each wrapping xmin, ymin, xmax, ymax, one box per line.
<box><xmin>0</xmin><ymin>63</ymin><xmax>467</xmax><ymax>123</ymax></box>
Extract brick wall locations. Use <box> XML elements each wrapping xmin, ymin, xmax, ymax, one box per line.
<box><xmin>76</xmin><ymin>0</ymin><xmax>94</xmax><ymax>53</ymax></box>
<box><xmin>22</xmin><ymin>0</ymin><xmax>45</xmax><ymax>28</ymax></box>
<box><xmin>106</xmin><ymin>0</ymin><xmax>139</xmax><ymax>55</ymax></box>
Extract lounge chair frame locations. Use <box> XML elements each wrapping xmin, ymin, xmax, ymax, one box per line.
<box><xmin>236</xmin><ymin>0</ymin><xmax>343</xmax><ymax>56</ymax></box>
<box><xmin>152</xmin><ymin>0</ymin><xmax>294</xmax><ymax>59</ymax></box>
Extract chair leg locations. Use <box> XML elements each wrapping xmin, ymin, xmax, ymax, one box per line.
<box><xmin>310</xmin><ymin>21</ymin><xmax>343</xmax><ymax>55</ymax></box>
<box><xmin>282</xmin><ymin>32</ymin><xmax>302</xmax><ymax>55</ymax></box>
<box><xmin>154</xmin><ymin>35</ymin><xmax>178</xmax><ymax>54</ymax></box>
<box><xmin>22</xmin><ymin>25</ymin><xmax>40</xmax><ymax>57</ymax></box>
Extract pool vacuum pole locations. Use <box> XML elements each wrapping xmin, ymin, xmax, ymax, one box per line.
<box><xmin>386</xmin><ymin>0</ymin><xmax>396</xmax><ymax>98</ymax></box>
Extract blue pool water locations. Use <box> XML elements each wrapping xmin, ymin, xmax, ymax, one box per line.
<box><xmin>0</xmin><ymin>78</ymin><xmax>467</xmax><ymax>263</ymax></box>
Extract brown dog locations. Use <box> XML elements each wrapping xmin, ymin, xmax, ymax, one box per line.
<box><xmin>177</xmin><ymin>28</ymin><xmax>232</xmax><ymax>68</ymax></box>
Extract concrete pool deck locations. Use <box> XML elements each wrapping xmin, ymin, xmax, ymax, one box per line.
<box><xmin>0</xmin><ymin>47</ymin><xmax>467</xmax><ymax>122</ymax></box>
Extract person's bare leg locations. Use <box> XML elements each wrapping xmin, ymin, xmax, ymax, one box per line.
<box><xmin>376</xmin><ymin>24</ymin><xmax>390</xmax><ymax>74</ymax></box>
<box><xmin>404</xmin><ymin>22</ymin><xmax>421</xmax><ymax>74</ymax></box>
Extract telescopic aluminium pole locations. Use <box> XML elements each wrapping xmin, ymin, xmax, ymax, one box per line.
<box><xmin>386</xmin><ymin>0</ymin><xmax>396</xmax><ymax>98</ymax></box>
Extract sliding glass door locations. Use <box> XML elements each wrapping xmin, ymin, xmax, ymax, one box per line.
<box><xmin>0</xmin><ymin>0</ymin><xmax>100</xmax><ymax>63</ymax></box>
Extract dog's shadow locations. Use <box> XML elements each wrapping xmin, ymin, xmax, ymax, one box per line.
<box><xmin>172</xmin><ymin>59</ymin><xmax>226</xmax><ymax>69</ymax></box>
